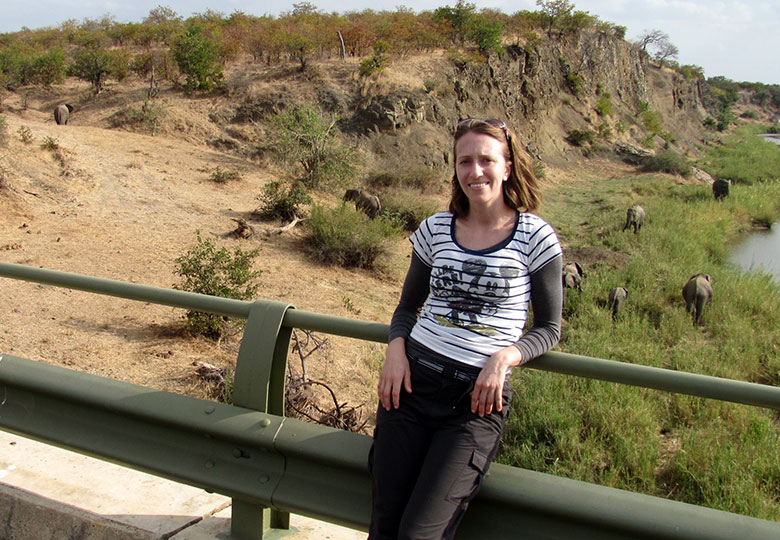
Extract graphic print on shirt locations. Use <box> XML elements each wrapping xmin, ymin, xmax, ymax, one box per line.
<box><xmin>430</xmin><ymin>257</ymin><xmax>519</xmax><ymax>335</ymax></box>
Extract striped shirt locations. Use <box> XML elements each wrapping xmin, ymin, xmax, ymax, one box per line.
<box><xmin>408</xmin><ymin>211</ymin><xmax>562</xmax><ymax>367</ymax></box>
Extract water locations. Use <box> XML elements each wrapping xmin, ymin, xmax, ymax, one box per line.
<box><xmin>758</xmin><ymin>133</ymin><xmax>780</xmax><ymax>146</ymax></box>
<box><xmin>726</xmin><ymin>134</ymin><xmax>780</xmax><ymax>280</ymax></box>
<box><xmin>729</xmin><ymin>224</ymin><xmax>780</xmax><ymax>281</ymax></box>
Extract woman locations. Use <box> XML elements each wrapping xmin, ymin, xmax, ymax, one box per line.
<box><xmin>368</xmin><ymin>118</ymin><xmax>563</xmax><ymax>540</ymax></box>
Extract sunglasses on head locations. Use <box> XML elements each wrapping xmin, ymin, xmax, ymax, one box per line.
<box><xmin>457</xmin><ymin>118</ymin><xmax>509</xmax><ymax>141</ymax></box>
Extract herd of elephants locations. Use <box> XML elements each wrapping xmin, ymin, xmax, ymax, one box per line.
<box><xmin>562</xmin><ymin>178</ymin><xmax>729</xmax><ymax>326</ymax></box>
<box><xmin>53</xmin><ymin>103</ymin><xmax>727</xmax><ymax>328</ymax></box>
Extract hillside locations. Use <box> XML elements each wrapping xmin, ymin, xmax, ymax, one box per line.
<box><xmin>0</xmin><ymin>40</ymin><xmax>762</xmax><ymax>427</ymax></box>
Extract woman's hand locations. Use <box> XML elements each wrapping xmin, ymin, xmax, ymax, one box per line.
<box><xmin>377</xmin><ymin>337</ymin><xmax>412</xmax><ymax>411</ymax></box>
<box><xmin>471</xmin><ymin>346</ymin><xmax>522</xmax><ymax>417</ymax></box>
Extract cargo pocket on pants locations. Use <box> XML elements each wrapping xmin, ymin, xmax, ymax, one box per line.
<box><xmin>444</xmin><ymin>449</ymin><xmax>489</xmax><ymax>504</ymax></box>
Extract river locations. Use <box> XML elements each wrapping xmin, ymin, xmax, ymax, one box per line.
<box><xmin>727</xmin><ymin>133</ymin><xmax>780</xmax><ymax>280</ymax></box>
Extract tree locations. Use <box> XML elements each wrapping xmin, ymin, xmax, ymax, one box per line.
<box><xmin>70</xmin><ymin>47</ymin><xmax>114</xmax><ymax>94</ymax></box>
<box><xmin>469</xmin><ymin>16</ymin><xmax>504</xmax><ymax>58</ymax></box>
<box><xmin>172</xmin><ymin>25</ymin><xmax>224</xmax><ymax>92</ymax></box>
<box><xmin>653</xmin><ymin>41</ymin><xmax>678</xmax><ymax>64</ymax></box>
<box><xmin>635</xmin><ymin>29</ymin><xmax>667</xmax><ymax>52</ymax></box>
<box><xmin>268</xmin><ymin>103</ymin><xmax>359</xmax><ymax>188</ymax></box>
<box><xmin>536</xmin><ymin>0</ymin><xmax>575</xmax><ymax>37</ymax></box>
<box><xmin>433</xmin><ymin>1</ymin><xmax>477</xmax><ymax>44</ymax></box>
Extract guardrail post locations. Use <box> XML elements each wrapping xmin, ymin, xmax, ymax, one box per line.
<box><xmin>231</xmin><ymin>299</ymin><xmax>294</xmax><ymax>540</ymax></box>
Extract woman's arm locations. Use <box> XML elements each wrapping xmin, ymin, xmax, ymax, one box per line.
<box><xmin>470</xmin><ymin>255</ymin><xmax>563</xmax><ymax>417</ymax></box>
<box><xmin>378</xmin><ymin>252</ymin><xmax>431</xmax><ymax>410</ymax></box>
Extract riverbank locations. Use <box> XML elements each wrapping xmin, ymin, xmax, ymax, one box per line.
<box><xmin>498</xmin><ymin>130</ymin><xmax>780</xmax><ymax>521</ymax></box>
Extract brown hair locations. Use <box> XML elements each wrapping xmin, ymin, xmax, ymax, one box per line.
<box><xmin>448</xmin><ymin>118</ymin><xmax>542</xmax><ymax>218</ymax></box>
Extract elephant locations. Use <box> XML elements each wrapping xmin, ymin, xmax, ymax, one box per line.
<box><xmin>623</xmin><ymin>205</ymin><xmax>645</xmax><ymax>234</ymax></box>
<box><xmin>343</xmin><ymin>188</ymin><xmax>381</xmax><ymax>219</ymax></box>
<box><xmin>54</xmin><ymin>104</ymin><xmax>74</xmax><ymax>125</ymax></box>
<box><xmin>608</xmin><ymin>287</ymin><xmax>628</xmax><ymax>320</ymax></box>
<box><xmin>682</xmin><ymin>273</ymin><xmax>713</xmax><ymax>326</ymax></box>
<box><xmin>712</xmin><ymin>178</ymin><xmax>730</xmax><ymax>201</ymax></box>
<box><xmin>562</xmin><ymin>262</ymin><xmax>584</xmax><ymax>291</ymax></box>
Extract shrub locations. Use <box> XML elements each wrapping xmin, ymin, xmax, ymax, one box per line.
<box><xmin>565</xmin><ymin>129</ymin><xmax>594</xmax><ymax>146</ymax></box>
<box><xmin>209</xmin><ymin>167</ymin><xmax>242</xmax><ymax>184</ymax></box>
<box><xmin>740</xmin><ymin>110</ymin><xmax>759</xmax><ymax>120</ymax></box>
<box><xmin>595</xmin><ymin>95</ymin><xmax>612</xmax><ymax>117</ymax></box>
<box><xmin>173</xmin><ymin>231</ymin><xmax>261</xmax><ymax>339</ymax></box>
<box><xmin>380</xmin><ymin>191</ymin><xmax>439</xmax><ymax>232</ymax></box>
<box><xmin>172</xmin><ymin>25</ymin><xmax>224</xmax><ymax>92</ymax></box>
<box><xmin>305</xmin><ymin>203</ymin><xmax>401</xmax><ymax>269</ymax></box>
<box><xmin>359</xmin><ymin>40</ymin><xmax>392</xmax><ymax>77</ymax></box>
<box><xmin>642</xmin><ymin>148</ymin><xmax>692</xmax><ymax>177</ymax></box>
<box><xmin>365</xmin><ymin>163</ymin><xmax>438</xmax><ymax>192</ymax></box>
<box><xmin>16</xmin><ymin>126</ymin><xmax>33</xmax><ymax>144</ymax></box>
<box><xmin>641</xmin><ymin>109</ymin><xmax>664</xmax><ymax>135</ymax></box>
<box><xmin>40</xmin><ymin>136</ymin><xmax>59</xmax><ymax>151</ymax></box>
<box><xmin>0</xmin><ymin>115</ymin><xmax>8</xmax><ymax>147</ymax></box>
<box><xmin>255</xmin><ymin>179</ymin><xmax>312</xmax><ymax>221</ymax></box>
<box><xmin>268</xmin><ymin>104</ymin><xmax>360</xmax><ymax>189</ymax></box>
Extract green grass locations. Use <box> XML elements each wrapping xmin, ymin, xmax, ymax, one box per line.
<box><xmin>500</xmin><ymin>131</ymin><xmax>780</xmax><ymax>520</ymax></box>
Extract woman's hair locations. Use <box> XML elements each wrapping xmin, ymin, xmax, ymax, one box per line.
<box><xmin>448</xmin><ymin>118</ymin><xmax>542</xmax><ymax>218</ymax></box>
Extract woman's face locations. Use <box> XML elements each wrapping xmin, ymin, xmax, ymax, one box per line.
<box><xmin>455</xmin><ymin>131</ymin><xmax>511</xmax><ymax>210</ymax></box>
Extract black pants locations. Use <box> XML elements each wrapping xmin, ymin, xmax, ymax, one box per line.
<box><xmin>368</xmin><ymin>340</ymin><xmax>513</xmax><ymax>540</ymax></box>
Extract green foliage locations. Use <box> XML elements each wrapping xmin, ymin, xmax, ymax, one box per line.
<box><xmin>255</xmin><ymin>179</ymin><xmax>312</xmax><ymax>221</ymax></box>
<box><xmin>508</xmin><ymin>169</ymin><xmax>780</xmax><ymax>518</ymax></box>
<box><xmin>365</xmin><ymin>162</ymin><xmax>439</xmax><ymax>192</ymax></box>
<box><xmin>469</xmin><ymin>16</ymin><xmax>504</xmax><ymax>58</ymax></box>
<box><xmin>173</xmin><ymin>231</ymin><xmax>261</xmax><ymax>339</ymax></box>
<box><xmin>379</xmin><ymin>191</ymin><xmax>439</xmax><ymax>232</ymax></box>
<box><xmin>433</xmin><ymin>1</ymin><xmax>477</xmax><ymax>43</ymax></box>
<box><xmin>69</xmin><ymin>47</ymin><xmax>115</xmax><ymax>94</ymax></box>
<box><xmin>595</xmin><ymin>95</ymin><xmax>612</xmax><ymax>117</ymax></box>
<box><xmin>359</xmin><ymin>42</ymin><xmax>392</xmax><ymax>77</ymax></box>
<box><xmin>565</xmin><ymin>129</ymin><xmax>595</xmax><ymax>146</ymax></box>
<box><xmin>0</xmin><ymin>44</ymin><xmax>67</xmax><ymax>88</ymax></box>
<box><xmin>267</xmin><ymin>103</ymin><xmax>360</xmax><ymax>189</ymax></box>
<box><xmin>172</xmin><ymin>25</ymin><xmax>224</xmax><ymax>92</ymax></box>
<box><xmin>740</xmin><ymin>110</ymin><xmax>759</xmax><ymax>120</ymax></box>
<box><xmin>702</xmin><ymin>127</ymin><xmax>780</xmax><ymax>184</ymax></box>
<box><xmin>304</xmin><ymin>203</ymin><xmax>402</xmax><ymax>269</ymax></box>
<box><xmin>641</xmin><ymin>109</ymin><xmax>664</xmax><ymax>135</ymax></box>
<box><xmin>642</xmin><ymin>149</ymin><xmax>692</xmax><ymax>177</ymax></box>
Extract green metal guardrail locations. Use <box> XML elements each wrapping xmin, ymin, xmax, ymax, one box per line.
<box><xmin>1</xmin><ymin>260</ymin><xmax>780</xmax><ymax>540</ymax></box>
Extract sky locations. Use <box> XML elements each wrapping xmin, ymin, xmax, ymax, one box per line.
<box><xmin>2</xmin><ymin>0</ymin><xmax>778</xmax><ymax>85</ymax></box>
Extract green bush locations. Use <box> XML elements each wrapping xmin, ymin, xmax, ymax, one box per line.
<box><xmin>365</xmin><ymin>163</ymin><xmax>439</xmax><ymax>192</ymax></box>
<box><xmin>642</xmin><ymin>149</ymin><xmax>692</xmax><ymax>177</ymax></box>
<box><xmin>174</xmin><ymin>231</ymin><xmax>261</xmax><ymax>339</ymax></box>
<box><xmin>305</xmin><ymin>204</ymin><xmax>401</xmax><ymax>269</ymax></box>
<box><xmin>70</xmin><ymin>47</ymin><xmax>115</xmax><ymax>94</ymax></box>
<box><xmin>595</xmin><ymin>95</ymin><xmax>612</xmax><ymax>117</ymax></box>
<box><xmin>380</xmin><ymin>191</ymin><xmax>439</xmax><ymax>232</ymax></box>
<box><xmin>172</xmin><ymin>25</ymin><xmax>224</xmax><ymax>92</ymax></box>
<box><xmin>566</xmin><ymin>129</ymin><xmax>595</xmax><ymax>147</ymax></box>
<box><xmin>268</xmin><ymin>104</ymin><xmax>360</xmax><ymax>189</ymax></box>
<box><xmin>255</xmin><ymin>179</ymin><xmax>312</xmax><ymax>221</ymax></box>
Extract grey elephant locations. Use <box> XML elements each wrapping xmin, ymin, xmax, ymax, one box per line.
<box><xmin>712</xmin><ymin>178</ymin><xmax>730</xmax><ymax>201</ymax></box>
<box><xmin>54</xmin><ymin>104</ymin><xmax>74</xmax><ymax>125</ymax></box>
<box><xmin>608</xmin><ymin>287</ymin><xmax>628</xmax><ymax>320</ymax></box>
<box><xmin>562</xmin><ymin>262</ymin><xmax>584</xmax><ymax>291</ymax></box>
<box><xmin>343</xmin><ymin>188</ymin><xmax>381</xmax><ymax>219</ymax></box>
<box><xmin>623</xmin><ymin>205</ymin><xmax>645</xmax><ymax>234</ymax></box>
<box><xmin>682</xmin><ymin>273</ymin><xmax>713</xmax><ymax>326</ymax></box>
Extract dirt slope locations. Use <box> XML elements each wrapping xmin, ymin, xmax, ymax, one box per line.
<box><xmin>0</xmin><ymin>82</ymin><xmax>401</xmax><ymax>420</ymax></box>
